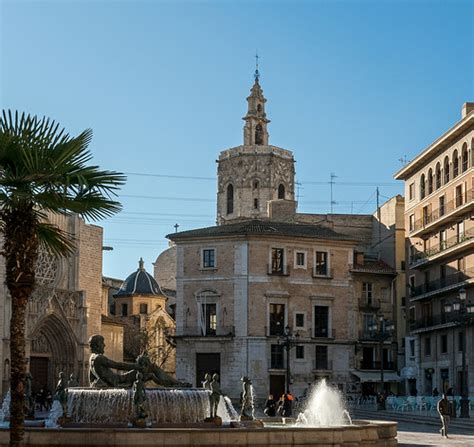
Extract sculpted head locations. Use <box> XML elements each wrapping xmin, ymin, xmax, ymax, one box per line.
<box><xmin>212</xmin><ymin>373</ymin><xmax>219</xmax><ymax>381</ymax></box>
<box><xmin>204</xmin><ymin>373</ymin><xmax>211</xmax><ymax>381</ymax></box>
<box><xmin>89</xmin><ymin>334</ymin><xmax>105</xmax><ymax>354</ymax></box>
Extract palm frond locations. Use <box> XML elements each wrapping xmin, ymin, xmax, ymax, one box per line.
<box><xmin>36</xmin><ymin>222</ymin><xmax>76</xmax><ymax>257</ymax></box>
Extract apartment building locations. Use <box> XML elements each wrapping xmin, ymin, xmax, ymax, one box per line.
<box><xmin>395</xmin><ymin>102</ymin><xmax>474</xmax><ymax>395</ymax></box>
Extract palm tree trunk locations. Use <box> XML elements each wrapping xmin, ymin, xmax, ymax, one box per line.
<box><xmin>2</xmin><ymin>205</ymin><xmax>38</xmax><ymax>447</ymax></box>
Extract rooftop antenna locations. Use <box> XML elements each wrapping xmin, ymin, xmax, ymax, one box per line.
<box><xmin>330</xmin><ymin>173</ymin><xmax>337</xmax><ymax>214</ymax></box>
<box><xmin>398</xmin><ymin>155</ymin><xmax>409</xmax><ymax>165</ymax></box>
<box><xmin>254</xmin><ymin>51</ymin><xmax>260</xmax><ymax>82</ymax></box>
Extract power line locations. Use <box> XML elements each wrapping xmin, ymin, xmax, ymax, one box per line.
<box><xmin>120</xmin><ymin>194</ymin><xmax>214</xmax><ymax>202</ymax></box>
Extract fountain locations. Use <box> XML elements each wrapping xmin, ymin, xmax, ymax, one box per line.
<box><xmin>295</xmin><ymin>379</ymin><xmax>352</xmax><ymax>427</ymax></box>
<box><xmin>0</xmin><ymin>336</ymin><xmax>397</xmax><ymax>446</ymax></box>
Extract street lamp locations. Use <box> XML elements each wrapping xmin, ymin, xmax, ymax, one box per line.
<box><xmin>278</xmin><ymin>325</ymin><xmax>300</xmax><ymax>394</ymax></box>
<box><xmin>443</xmin><ymin>287</ymin><xmax>474</xmax><ymax>418</ymax></box>
<box><xmin>369</xmin><ymin>315</ymin><xmax>395</xmax><ymax>410</ymax></box>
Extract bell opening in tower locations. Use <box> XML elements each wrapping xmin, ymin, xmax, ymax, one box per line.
<box><xmin>255</xmin><ymin>124</ymin><xmax>263</xmax><ymax>145</ymax></box>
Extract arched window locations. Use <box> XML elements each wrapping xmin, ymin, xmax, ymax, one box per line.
<box><xmin>255</xmin><ymin>124</ymin><xmax>263</xmax><ymax>145</ymax></box>
<box><xmin>427</xmin><ymin>169</ymin><xmax>433</xmax><ymax>194</ymax></box>
<box><xmin>253</xmin><ymin>180</ymin><xmax>259</xmax><ymax>190</ymax></box>
<box><xmin>420</xmin><ymin>174</ymin><xmax>426</xmax><ymax>199</ymax></box>
<box><xmin>278</xmin><ymin>184</ymin><xmax>285</xmax><ymax>199</ymax></box>
<box><xmin>462</xmin><ymin>143</ymin><xmax>468</xmax><ymax>172</ymax></box>
<box><xmin>443</xmin><ymin>156</ymin><xmax>450</xmax><ymax>184</ymax></box>
<box><xmin>453</xmin><ymin>150</ymin><xmax>459</xmax><ymax>178</ymax></box>
<box><xmin>226</xmin><ymin>184</ymin><xmax>234</xmax><ymax>215</ymax></box>
<box><xmin>435</xmin><ymin>162</ymin><xmax>441</xmax><ymax>189</ymax></box>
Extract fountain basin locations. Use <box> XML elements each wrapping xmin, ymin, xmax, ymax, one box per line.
<box><xmin>0</xmin><ymin>420</ymin><xmax>397</xmax><ymax>446</ymax></box>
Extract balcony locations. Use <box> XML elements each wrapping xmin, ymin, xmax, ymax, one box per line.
<box><xmin>359</xmin><ymin>361</ymin><xmax>395</xmax><ymax>371</ymax></box>
<box><xmin>409</xmin><ymin>314</ymin><xmax>461</xmax><ymax>333</ymax></box>
<box><xmin>176</xmin><ymin>326</ymin><xmax>235</xmax><ymax>338</ymax></box>
<box><xmin>410</xmin><ymin>228</ymin><xmax>474</xmax><ymax>268</ymax></box>
<box><xmin>410</xmin><ymin>188</ymin><xmax>474</xmax><ymax>237</ymax></box>
<box><xmin>312</xmin><ymin>266</ymin><xmax>332</xmax><ymax>278</ymax></box>
<box><xmin>410</xmin><ymin>268</ymin><xmax>474</xmax><ymax>300</ymax></box>
<box><xmin>313</xmin><ymin>359</ymin><xmax>332</xmax><ymax>371</ymax></box>
<box><xmin>358</xmin><ymin>297</ymin><xmax>381</xmax><ymax>310</ymax></box>
<box><xmin>267</xmin><ymin>263</ymin><xmax>290</xmax><ymax>276</ymax></box>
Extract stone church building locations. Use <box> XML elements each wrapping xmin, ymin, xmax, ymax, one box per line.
<box><xmin>0</xmin><ymin>213</ymin><xmax>123</xmax><ymax>395</ymax></box>
<box><xmin>166</xmin><ymin>72</ymin><xmax>405</xmax><ymax>401</ymax></box>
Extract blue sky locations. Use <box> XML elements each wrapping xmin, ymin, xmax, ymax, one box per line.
<box><xmin>1</xmin><ymin>0</ymin><xmax>473</xmax><ymax>279</ymax></box>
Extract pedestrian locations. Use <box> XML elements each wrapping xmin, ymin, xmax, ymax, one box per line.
<box><xmin>437</xmin><ymin>394</ymin><xmax>450</xmax><ymax>438</ymax></box>
<box><xmin>282</xmin><ymin>393</ymin><xmax>293</xmax><ymax>417</ymax></box>
<box><xmin>432</xmin><ymin>387</ymin><xmax>439</xmax><ymax>397</ymax></box>
<box><xmin>263</xmin><ymin>394</ymin><xmax>276</xmax><ymax>417</ymax></box>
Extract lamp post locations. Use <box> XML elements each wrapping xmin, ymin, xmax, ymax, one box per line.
<box><xmin>278</xmin><ymin>325</ymin><xmax>300</xmax><ymax>394</ymax></box>
<box><xmin>369</xmin><ymin>315</ymin><xmax>395</xmax><ymax>410</ymax></box>
<box><xmin>443</xmin><ymin>287</ymin><xmax>474</xmax><ymax>418</ymax></box>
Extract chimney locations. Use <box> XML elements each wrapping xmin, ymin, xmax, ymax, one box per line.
<box><xmin>461</xmin><ymin>102</ymin><xmax>474</xmax><ymax>118</ymax></box>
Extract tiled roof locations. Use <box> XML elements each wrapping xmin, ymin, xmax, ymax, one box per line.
<box><xmin>167</xmin><ymin>219</ymin><xmax>356</xmax><ymax>242</ymax></box>
<box><xmin>350</xmin><ymin>260</ymin><xmax>397</xmax><ymax>275</ymax></box>
<box><xmin>114</xmin><ymin>258</ymin><xmax>164</xmax><ymax>298</ymax></box>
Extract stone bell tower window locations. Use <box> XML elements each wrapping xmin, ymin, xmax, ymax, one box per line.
<box><xmin>257</xmin><ymin>104</ymin><xmax>262</xmax><ymax>113</ymax></box>
<box><xmin>278</xmin><ymin>184</ymin><xmax>285</xmax><ymax>199</ymax></box>
<box><xmin>255</xmin><ymin>124</ymin><xmax>263</xmax><ymax>145</ymax></box>
<box><xmin>226</xmin><ymin>184</ymin><xmax>234</xmax><ymax>215</ymax></box>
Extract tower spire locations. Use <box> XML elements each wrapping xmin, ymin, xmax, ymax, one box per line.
<box><xmin>254</xmin><ymin>51</ymin><xmax>260</xmax><ymax>82</ymax></box>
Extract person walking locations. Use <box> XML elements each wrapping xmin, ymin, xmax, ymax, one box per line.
<box><xmin>437</xmin><ymin>394</ymin><xmax>450</xmax><ymax>438</ymax></box>
<box><xmin>264</xmin><ymin>394</ymin><xmax>276</xmax><ymax>417</ymax></box>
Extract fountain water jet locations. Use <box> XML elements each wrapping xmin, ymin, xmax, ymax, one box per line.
<box><xmin>295</xmin><ymin>379</ymin><xmax>352</xmax><ymax>427</ymax></box>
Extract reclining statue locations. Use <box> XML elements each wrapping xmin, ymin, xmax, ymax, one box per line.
<box><xmin>88</xmin><ymin>334</ymin><xmax>186</xmax><ymax>388</ymax></box>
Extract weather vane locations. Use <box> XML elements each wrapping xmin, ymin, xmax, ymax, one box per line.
<box><xmin>254</xmin><ymin>51</ymin><xmax>260</xmax><ymax>81</ymax></box>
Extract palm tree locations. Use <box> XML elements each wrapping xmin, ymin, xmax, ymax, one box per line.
<box><xmin>0</xmin><ymin>111</ymin><xmax>125</xmax><ymax>446</ymax></box>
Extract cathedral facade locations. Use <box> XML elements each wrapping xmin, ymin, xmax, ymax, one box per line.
<box><xmin>0</xmin><ymin>213</ymin><xmax>123</xmax><ymax>394</ymax></box>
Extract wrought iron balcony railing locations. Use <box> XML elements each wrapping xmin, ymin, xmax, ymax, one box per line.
<box><xmin>410</xmin><ymin>268</ymin><xmax>474</xmax><ymax>298</ymax></box>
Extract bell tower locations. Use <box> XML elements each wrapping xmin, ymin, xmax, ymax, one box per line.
<box><xmin>243</xmin><ymin>65</ymin><xmax>270</xmax><ymax>146</ymax></box>
<box><xmin>216</xmin><ymin>63</ymin><xmax>296</xmax><ymax>225</ymax></box>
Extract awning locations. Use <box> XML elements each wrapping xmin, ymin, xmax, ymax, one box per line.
<box><xmin>352</xmin><ymin>371</ymin><xmax>401</xmax><ymax>382</ymax></box>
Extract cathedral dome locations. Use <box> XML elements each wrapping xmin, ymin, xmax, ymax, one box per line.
<box><xmin>114</xmin><ymin>258</ymin><xmax>163</xmax><ymax>297</ymax></box>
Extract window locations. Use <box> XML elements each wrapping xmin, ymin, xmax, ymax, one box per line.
<box><xmin>458</xmin><ymin>331</ymin><xmax>464</xmax><ymax>351</ymax></box>
<box><xmin>314</xmin><ymin>305</ymin><xmax>329</xmax><ymax>337</ymax></box>
<box><xmin>457</xmin><ymin>221</ymin><xmax>465</xmax><ymax>242</ymax></box>
<box><xmin>456</xmin><ymin>184</ymin><xmax>463</xmax><ymax>207</ymax></box>
<box><xmin>363</xmin><ymin>282</ymin><xmax>373</xmax><ymax>304</ymax></box>
<box><xmin>139</xmin><ymin>303</ymin><xmax>148</xmax><ymax>314</ymax></box>
<box><xmin>435</xmin><ymin>163</ymin><xmax>441</xmax><ymax>189</ymax></box>
<box><xmin>440</xmin><ymin>334</ymin><xmax>448</xmax><ymax>354</ymax></box>
<box><xmin>453</xmin><ymin>150</ymin><xmax>459</xmax><ymax>178</ymax></box>
<box><xmin>457</xmin><ymin>257</ymin><xmax>465</xmax><ymax>272</ymax></box>
<box><xmin>424</xmin><ymin>336</ymin><xmax>431</xmax><ymax>356</ymax></box>
<box><xmin>315</xmin><ymin>251</ymin><xmax>329</xmax><ymax>276</ymax></box>
<box><xmin>422</xmin><ymin>205</ymin><xmax>429</xmax><ymax>225</ymax></box>
<box><xmin>253</xmin><ymin>180</ymin><xmax>259</xmax><ymax>189</ymax></box>
<box><xmin>408</xmin><ymin>245</ymin><xmax>415</xmax><ymax>264</ymax></box>
<box><xmin>409</xmin><ymin>339</ymin><xmax>415</xmax><ymax>358</ymax></box>
<box><xmin>315</xmin><ymin>345</ymin><xmax>328</xmax><ymax>369</ymax></box>
<box><xmin>439</xmin><ymin>230</ymin><xmax>447</xmax><ymax>250</ymax></box>
<box><xmin>201</xmin><ymin>303</ymin><xmax>217</xmax><ymax>335</ymax></box>
<box><xmin>462</xmin><ymin>145</ymin><xmax>468</xmax><ymax>172</ymax></box>
<box><xmin>253</xmin><ymin>198</ymin><xmax>259</xmax><ymax>210</ymax></box>
<box><xmin>420</xmin><ymin>174</ymin><xmax>426</xmax><ymax>199</ymax></box>
<box><xmin>363</xmin><ymin>313</ymin><xmax>375</xmax><ymax>333</ymax></box>
<box><xmin>295</xmin><ymin>313</ymin><xmax>305</xmax><ymax>328</ymax></box>
<box><xmin>409</xmin><ymin>214</ymin><xmax>415</xmax><ymax>232</ymax></box>
<box><xmin>121</xmin><ymin>303</ymin><xmax>128</xmax><ymax>316</ymax></box>
<box><xmin>428</xmin><ymin>169</ymin><xmax>433</xmax><ymax>194</ymax></box>
<box><xmin>439</xmin><ymin>196</ymin><xmax>445</xmax><ymax>216</ymax></box>
<box><xmin>271</xmin><ymin>248</ymin><xmax>285</xmax><ymax>274</ymax></box>
<box><xmin>296</xmin><ymin>345</ymin><xmax>305</xmax><ymax>359</ymax></box>
<box><xmin>269</xmin><ymin>303</ymin><xmax>285</xmax><ymax>335</ymax></box>
<box><xmin>255</xmin><ymin>123</ymin><xmax>263</xmax><ymax>145</ymax></box>
<box><xmin>270</xmin><ymin>344</ymin><xmax>284</xmax><ymax>369</ymax></box>
<box><xmin>440</xmin><ymin>264</ymin><xmax>446</xmax><ymax>283</ymax></box>
<box><xmin>202</xmin><ymin>249</ymin><xmax>215</xmax><ymax>268</ymax></box>
<box><xmin>295</xmin><ymin>251</ymin><xmax>306</xmax><ymax>268</ymax></box>
<box><xmin>278</xmin><ymin>184</ymin><xmax>285</xmax><ymax>199</ymax></box>
<box><xmin>226</xmin><ymin>184</ymin><xmax>234</xmax><ymax>214</ymax></box>
<box><xmin>444</xmin><ymin>156</ymin><xmax>450</xmax><ymax>184</ymax></box>
<box><xmin>409</xmin><ymin>276</ymin><xmax>415</xmax><ymax>296</ymax></box>
<box><xmin>409</xmin><ymin>182</ymin><xmax>415</xmax><ymax>200</ymax></box>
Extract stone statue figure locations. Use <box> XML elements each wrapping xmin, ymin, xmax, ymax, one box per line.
<box><xmin>24</xmin><ymin>372</ymin><xmax>34</xmax><ymax>418</ymax></box>
<box><xmin>68</xmin><ymin>373</ymin><xmax>79</xmax><ymax>387</ymax></box>
<box><xmin>202</xmin><ymin>373</ymin><xmax>212</xmax><ymax>390</ymax></box>
<box><xmin>240</xmin><ymin>376</ymin><xmax>254</xmax><ymax>420</ymax></box>
<box><xmin>54</xmin><ymin>371</ymin><xmax>68</xmax><ymax>418</ymax></box>
<box><xmin>132</xmin><ymin>371</ymin><xmax>147</xmax><ymax>420</ymax></box>
<box><xmin>209</xmin><ymin>373</ymin><xmax>222</xmax><ymax>419</ymax></box>
<box><xmin>88</xmin><ymin>334</ymin><xmax>186</xmax><ymax>388</ymax></box>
